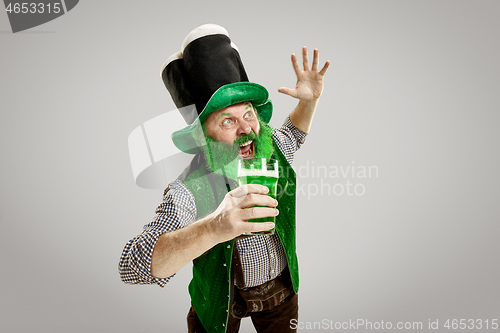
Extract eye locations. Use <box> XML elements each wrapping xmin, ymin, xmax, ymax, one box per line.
<box><xmin>244</xmin><ymin>111</ymin><xmax>253</xmax><ymax>119</ymax></box>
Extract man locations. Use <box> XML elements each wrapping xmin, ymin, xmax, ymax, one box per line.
<box><xmin>119</xmin><ymin>24</ymin><xmax>329</xmax><ymax>333</ymax></box>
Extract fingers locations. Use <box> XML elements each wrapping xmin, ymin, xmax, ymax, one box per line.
<box><xmin>237</xmin><ymin>193</ymin><xmax>278</xmax><ymax>209</ymax></box>
<box><xmin>292</xmin><ymin>47</ymin><xmax>329</xmax><ymax>75</ymax></box>
<box><xmin>302</xmin><ymin>46</ymin><xmax>309</xmax><ymax>70</ymax></box>
<box><xmin>319</xmin><ymin>60</ymin><xmax>331</xmax><ymax>76</ymax></box>
<box><xmin>240</xmin><ymin>206</ymin><xmax>279</xmax><ymax>221</ymax></box>
<box><xmin>245</xmin><ymin>221</ymin><xmax>275</xmax><ymax>234</ymax></box>
<box><xmin>311</xmin><ymin>48</ymin><xmax>319</xmax><ymax>71</ymax></box>
<box><xmin>229</xmin><ymin>184</ymin><xmax>268</xmax><ymax>199</ymax></box>
<box><xmin>291</xmin><ymin>53</ymin><xmax>301</xmax><ymax>76</ymax></box>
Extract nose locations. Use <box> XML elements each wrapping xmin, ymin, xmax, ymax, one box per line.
<box><xmin>236</xmin><ymin>119</ymin><xmax>252</xmax><ymax>136</ymax></box>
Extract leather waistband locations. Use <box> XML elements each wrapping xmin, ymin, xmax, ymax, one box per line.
<box><xmin>231</xmin><ymin>245</ymin><xmax>293</xmax><ymax>319</ymax></box>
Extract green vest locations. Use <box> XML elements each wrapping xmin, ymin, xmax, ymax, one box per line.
<box><xmin>180</xmin><ymin>141</ymin><xmax>298</xmax><ymax>333</ymax></box>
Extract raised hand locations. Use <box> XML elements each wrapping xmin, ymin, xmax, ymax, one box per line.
<box><xmin>278</xmin><ymin>46</ymin><xmax>330</xmax><ymax>101</ymax></box>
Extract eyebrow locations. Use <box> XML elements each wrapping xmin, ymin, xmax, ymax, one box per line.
<box><xmin>217</xmin><ymin>104</ymin><xmax>254</xmax><ymax>120</ymax></box>
<box><xmin>217</xmin><ymin>112</ymin><xmax>232</xmax><ymax>120</ymax></box>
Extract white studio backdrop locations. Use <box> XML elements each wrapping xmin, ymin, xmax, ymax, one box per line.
<box><xmin>1</xmin><ymin>1</ymin><xmax>499</xmax><ymax>332</ymax></box>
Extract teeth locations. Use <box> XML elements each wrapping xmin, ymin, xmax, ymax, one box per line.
<box><xmin>239</xmin><ymin>140</ymin><xmax>253</xmax><ymax>147</ymax></box>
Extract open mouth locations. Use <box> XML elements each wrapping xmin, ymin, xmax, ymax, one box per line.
<box><xmin>238</xmin><ymin>140</ymin><xmax>255</xmax><ymax>159</ymax></box>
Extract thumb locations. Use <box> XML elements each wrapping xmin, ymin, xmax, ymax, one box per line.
<box><xmin>278</xmin><ymin>87</ymin><xmax>297</xmax><ymax>98</ymax></box>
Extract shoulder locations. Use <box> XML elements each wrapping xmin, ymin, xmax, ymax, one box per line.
<box><xmin>163</xmin><ymin>179</ymin><xmax>193</xmax><ymax>199</ymax></box>
<box><xmin>161</xmin><ymin>179</ymin><xmax>195</xmax><ymax>208</ymax></box>
<box><xmin>156</xmin><ymin>179</ymin><xmax>196</xmax><ymax>218</ymax></box>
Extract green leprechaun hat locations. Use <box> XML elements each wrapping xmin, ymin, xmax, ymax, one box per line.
<box><xmin>161</xmin><ymin>24</ymin><xmax>273</xmax><ymax>154</ymax></box>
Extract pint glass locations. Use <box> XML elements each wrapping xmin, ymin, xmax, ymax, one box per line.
<box><xmin>237</xmin><ymin>158</ymin><xmax>279</xmax><ymax>236</ymax></box>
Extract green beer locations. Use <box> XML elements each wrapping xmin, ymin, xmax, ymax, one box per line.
<box><xmin>237</xmin><ymin>158</ymin><xmax>279</xmax><ymax>236</ymax></box>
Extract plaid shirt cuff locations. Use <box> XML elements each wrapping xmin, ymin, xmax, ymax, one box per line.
<box><xmin>119</xmin><ymin>231</ymin><xmax>173</xmax><ymax>288</ymax></box>
<box><xmin>272</xmin><ymin>116</ymin><xmax>308</xmax><ymax>165</ymax></box>
<box><xmin>283</xmin><ymin>115</ymin><xmax>307</xmax><ymax>145</ymax></box>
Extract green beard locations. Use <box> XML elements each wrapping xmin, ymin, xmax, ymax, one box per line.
<box><xmin>198</xmin><ymin>117</ymin><xmax>275</xmax><ymax>180</ymax></box>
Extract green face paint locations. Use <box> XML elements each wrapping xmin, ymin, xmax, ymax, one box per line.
<box><xmin>198</xmin><ymin>115</ymin><xmax>274</xmax><ymax>180</ymax></box>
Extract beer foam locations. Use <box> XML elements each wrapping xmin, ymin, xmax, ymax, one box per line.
<box><xmin>238</xmin><ymin>168</ymin><xmax>279</xmax><ymax>178</ymax></box>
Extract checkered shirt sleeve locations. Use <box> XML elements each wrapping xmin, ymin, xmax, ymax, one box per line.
<box><xmin>118</xmin><ymin>180</ymin><xmax>197</xmax><ymax>287</ymax></box>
